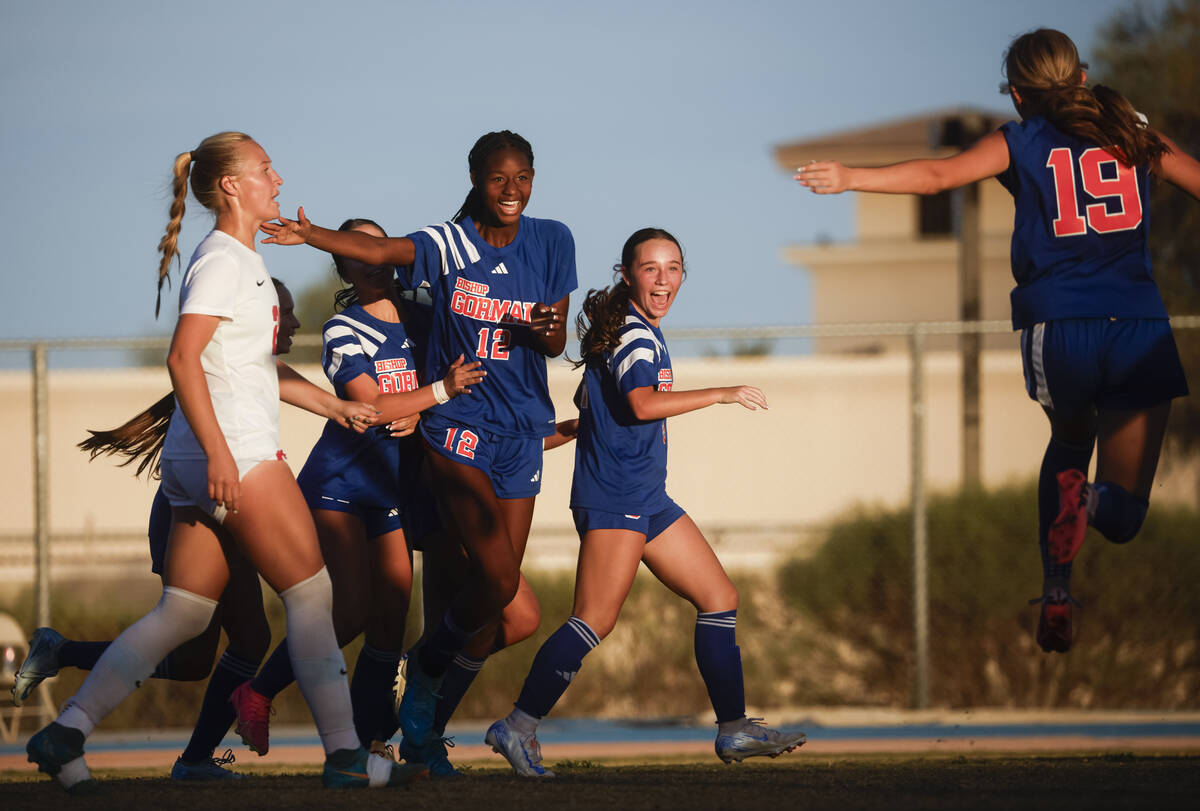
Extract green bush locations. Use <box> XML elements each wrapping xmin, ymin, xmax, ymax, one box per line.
<box><xmin>778</xmin><ymin>481</ymin><xmax>1200</xmax><ymax>709</ymax></box>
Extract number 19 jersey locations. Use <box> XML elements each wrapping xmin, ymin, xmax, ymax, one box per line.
<box><xmin>997</xmin><ymin>116</ymin><xmax>1166</xmax><ymax>330</ymax></box>
<box><xmin>403</xmin><ymin>215</ymin><xmax>577</xmax><ymax>438</ymax></box>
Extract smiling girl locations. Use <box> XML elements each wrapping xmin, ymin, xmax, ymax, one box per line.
<box><xmin>484</xmin><ymin>228</ymin><xmax>806</xmax><ymax>777</ymax></box>
<box><xmin>261</xmin><ymin>131</ymin><xmax>576</xmax><ymax>768</ymax></box>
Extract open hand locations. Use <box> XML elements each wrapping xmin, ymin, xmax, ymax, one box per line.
<box><xmin>794</xmin><ymin>161</ymin><xmax>849</xmax><ymax>195</ymax></box>
<box><xmin>260</xmin><ymin>206</ymin><xmax>312</xmax><ymax>245</ymax></box>
<box><xmin>443</xmin><ymin>354</ymin><xmax>486</xmax><ymax>397</ymax></box>
<box><xmin>718</xmin><ymin>385</ymin><xmax>769</xmax><ymax>411</ymax></box>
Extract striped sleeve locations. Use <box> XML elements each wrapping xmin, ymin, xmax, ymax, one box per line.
<box><xmin>322</xmin><ymin>313</ymin><xmax>387</xmax><ymax>385</ymax></box>
<box><xmin>608</xmin><ymin>317</ymin><xmax>662</xmax><ymax>394</ymax></box>
<box><xmin>404</xmin><ymin>221</ymin><xmax>483</xmax><ymax>288</ymax></box>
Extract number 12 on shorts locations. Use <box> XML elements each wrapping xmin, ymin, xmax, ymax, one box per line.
<box><xmin>444</xmin><ymin>427</ymin><xmax>479</xmax><ymax>460</ymax></box>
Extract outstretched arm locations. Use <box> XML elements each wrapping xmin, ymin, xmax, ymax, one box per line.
<box><xmin>1154</xmin><ymin>132</ymin><xmax>1200</xmax><ymax>201</ymax></box>
<box><xmin>260</xmin><ymin>206</ymin><xmax>416</xmax><ymax>265</ymax></box>
<box><xmin>276</xmin><ymin>360</ymin><xmax>378</xmax><ymax>432</ymax></box>
<box><xmin>795</xmin><ymin>131</ymin><xmax>1011</xmax><ymax>196</ymax></box>
<box><xmin>341</xmin><ymin>354</ymin><xmax>485</xmax><ymax>424</ymax></box>
<box><xmin>625</xmin><ymin>384</ymin><xmax>767</xmax><ymax>422</ymax></box>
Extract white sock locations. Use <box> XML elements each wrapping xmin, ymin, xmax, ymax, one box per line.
<box><xmin>58</xmin><ymin>586</ymin><xmax>216</xmax><ymax>738</ymax></box>
<box><xmin>56</xmin><ymin>756</ymin><xmax>93</xmax><ymax>790</ymax></box>
<box><xmin>506</xmin><ymin>706</ymin><xmax>539</xmax><ymax>736</ymax></box>
<box><xmin>280</xmin><ymin>567</ymin><xmax>358</xmax><ymax>754</ymax></box>
<box><xmin>366</xmin><ymin>751</ymin><xmax>395</xmax><ymax>787</ymax></box>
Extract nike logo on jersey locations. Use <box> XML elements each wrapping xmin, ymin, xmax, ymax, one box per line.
<box><xmin>491</xmin><ymin>262</ymin><xmax>510</xmax><ymax>275</ymax></box>
<box><xmin>256</xmin><ymin>279</ymin><xmax>265</xmax><ymax>286</ymax></box>
<box><xmin>555</xmin><ymin>669</ymin><xmax>577</xmax><ymax>683</ymax></box>
<box><xmin>530</xmin><ymin>470</ymin><xmax>541</xmax><ymax>483</ymax></box>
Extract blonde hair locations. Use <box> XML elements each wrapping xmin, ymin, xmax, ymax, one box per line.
<box><xmin>155</xmin><ymin>131</ymin><xmax>254</xmax><ymax>316</ymax></box>
<box><xmin>1003</xmin><ymin>29</ymin><xmax>1164</xmax><ymax>168</ymax></box>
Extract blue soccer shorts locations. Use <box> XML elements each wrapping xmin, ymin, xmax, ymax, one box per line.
<box><xmin>571</xmin><ymin>498</ymin><xmax>686</xmax><ymax>544</ymax></box>
<box><xmin>420</xmin><ymin>411</ymin><xmax>544</xmax><ymax>499</ymax></box>
<box><xmin>1020</xmin><ymin>317</ymin><xmax>1189</xmax><ymax>415</ymax></box>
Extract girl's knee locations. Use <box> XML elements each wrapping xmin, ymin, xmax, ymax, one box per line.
<box><xmin>699</xmin><ymin>582</ymin><xmax>738</xmax><ymax>614</ymax></box>
<box><xmin>499</xmin><ymin>599</ymin><xmax>541</xmax><ymax>648</ymax></box>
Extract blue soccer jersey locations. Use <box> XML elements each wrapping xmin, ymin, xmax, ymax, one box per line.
<box><xmin>570</xmin><ymin>305</ymin><xmax>674</xmax><ymax>515</ymax></box>
<box><xmin>297</xmin><ymin>303</ymin><xmax>424</xmax><ymax>508</ymax></box>
<box><xmin>403</xmin><ymin>216</ymin><xmax>577</xmax><ymax>438</ymax></box>
<box><xmin>997</xmin><ymin>116</ymin><xmax>1166</xmax><ymax>329</ymax></box>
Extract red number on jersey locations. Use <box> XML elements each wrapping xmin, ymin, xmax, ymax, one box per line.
<box><xmin>475</xmin><ymin>327</ymin><xmax>511</xmax><ymax>360</ymax></box>
<box><xmin>271</xmin><ymin>305</ymin><xmax>280</xmax><ymax>355</ymax></box>
<box><xmin>1046</xmin><ymin>147</ymin><xmax>1142</xmax><ymax>237</ymax></box>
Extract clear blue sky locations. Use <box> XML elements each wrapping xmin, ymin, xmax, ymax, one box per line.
<box><xmin>0</xmin><ymin>0</ymin><xmax>1155</xmax><ymax>362</ymax></box>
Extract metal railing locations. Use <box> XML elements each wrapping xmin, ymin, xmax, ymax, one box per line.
<box><xmin>5</xmin><ymin>314</ymin><xmax>1199</xmax><ymax>714</ymax></box>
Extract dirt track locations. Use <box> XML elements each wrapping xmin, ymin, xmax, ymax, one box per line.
<box><xmin>4</xmin><ymin>755</ymin><xmax>1200</xmax><ymax>811</ymax></box>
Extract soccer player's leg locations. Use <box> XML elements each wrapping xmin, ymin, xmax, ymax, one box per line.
<box><xmin>489</xmin><ymin>517</ymin><xmax>643</xmax><ymax>777</ymax></box>
<box><xmin>643</xmin><ymin>510</ymin><xmax>805</xmax><ymax>762</ymax></box>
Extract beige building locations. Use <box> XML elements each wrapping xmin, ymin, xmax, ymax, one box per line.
<box><xmin>775</xmin><ymin>108</ymin><xmax>1017</xmax><ymax>353</ymax></box>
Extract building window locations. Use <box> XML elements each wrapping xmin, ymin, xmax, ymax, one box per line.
<box><xmin>918</xmin><ymin>191</ymin><xmax>953</xmax><ymax>237</ymax></box>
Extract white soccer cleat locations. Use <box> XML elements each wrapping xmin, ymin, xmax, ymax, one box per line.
<box><xmin>485</xmin><ymin>718</ymin><xmax>555</xmax><ymax>778</ymax></box>
<box><xmin>715</xmin><ymin>717</ymin><xmax>806</xmax><ymax>763</ymax></box>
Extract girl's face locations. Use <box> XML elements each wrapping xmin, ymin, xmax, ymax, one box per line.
<box><xmin>621</xmin><ymin>238</ymin><xmax>683</xmax><ymax>326</ymax></box>
<box><xmin>228</xmin><ymin>139</ymin><xmax>282</xmax><ymax>222</ymax></box>
<box><xmin>339</xmin><ymin>223</ymin><xmax>394</xmax><ymax>295</ymax></box>
<box><xmin>473</xmin><ymin>147</ymin><xmax>533</xmax><ymax>227</ymax></box>
<box><xmin>274</xmin><ymin>284</ymin><xmax>300</xmax><ymax>355</ymax></box>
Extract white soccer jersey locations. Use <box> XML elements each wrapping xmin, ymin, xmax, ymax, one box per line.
<box><xmin>163</xmin><ymin>229</ymin><xmax>281</xmax><ymax>464</ymax></box>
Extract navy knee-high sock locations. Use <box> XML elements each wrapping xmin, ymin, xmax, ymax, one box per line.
<box><xmin>433</xmin><ymin>654</ymin><xmax>485</xmax><ymax>735</ymax></box>
<box><xmin>1038</xmin><ymin>437</ymin><xmax>1094</xmax><ymax>584</ymax></box>
<box><xmin>695</xmin><ymin>610</ymin><xmax>745</xmax><ymax>724</ymax></box>
<box><xmin>249</xmin><ymin>640</ymin><xmax>295</xmax><ymax>699</ymax></box>
<box><xmin>180</xmin><ymin>649</ymin><xmax>261</xmax><ymax>763</ymax></box>
<box><xmin>515</xmin><ymin>617</ymin><xmax>599</xmax><ymax>719</ymax></box>
<box><xmin>351</xmin><ymin>644</ymin><xmax>403</xmax><ymax>747</ymax></box>
<box><xmin>416</xmin><ymin>611</ymin><xmax>473</xmax><ymax>679</ymax></box>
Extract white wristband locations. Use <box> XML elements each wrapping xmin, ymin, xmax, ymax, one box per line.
<box><xmin>432</xmin><ymin>379</ymin><xmax>450</xmax><ymax>404</ymax></box>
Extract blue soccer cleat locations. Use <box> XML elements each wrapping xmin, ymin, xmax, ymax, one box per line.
<box><xmin>26</xmin><ymin>722</ymin><xmax>99</xmax><ymax>794</ymax></box>
<box><xmin>170</xmin><ymin>748</ymin><xmax>245</xmax><ymax>781</ymax></box>
<box><xmin>395</xmin><ymin>663</ymin><xmax>443</xmax><ymax>749</ymax></box>
<box><xmin>715</xmin><ymin>717</ymin><xmax>806</xmax><ymax>763</ymax></box>
<box><xmin>322</xmin><ymin>746</ymin><xmax>428</xmax><ymax>789</ymax></box>
<box><xmin>485</xmin><ymin>718</ymin><xmax>554</xmax><ymax>778</ymax></box>
<box><xmin>400</xmin><ymin>734</ymin><xmax>461</xmax><ymax>779</ymax></box>
<box><xmin>11</xmin><ymin>627</ymin><xmax>66</xmax><ymax>707</ymax></box>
